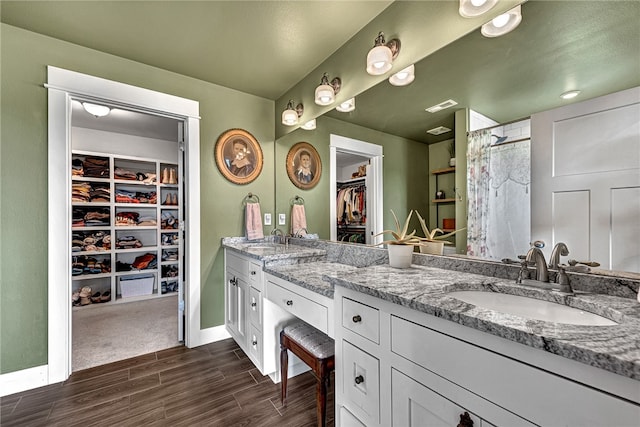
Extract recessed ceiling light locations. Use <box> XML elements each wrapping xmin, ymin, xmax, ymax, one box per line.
<box><xmin>425</xmin><ymin>99</ymin><xmax>458</xmax><ymax>113</ymax></box>
<box><xmin>560</xmin><ymin>90</ymin><xmax>581</xmax><ymax>100</ymax></box>
<box><xmin>427</xmin><ymin>126</ymin><xmax>452</xmax><ymax>135</ymax></box>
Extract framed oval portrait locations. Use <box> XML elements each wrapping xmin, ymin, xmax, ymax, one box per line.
<box><xmin>286</xmin><ymin>142</ymin><xmax>322</xmax><ymax>190</ymax></box>
<box><xmin>214</xmin><ymin>128</ymin><xmax>263</xmax><ymax>185</ymax></box>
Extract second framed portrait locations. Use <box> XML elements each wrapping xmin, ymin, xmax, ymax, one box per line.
<box><xmin>286</xmin><ymin>142</ymin><xmax>322</xmax><ymax>190</ymax></box>
<box><xmin>214</xmin><ymin>128</ymin><xmax>263</xmax><ymax>185</ymax></box>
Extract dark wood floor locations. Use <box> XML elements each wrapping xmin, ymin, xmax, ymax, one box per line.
<box><xmin>1</xmin><ymin>339</ymin><xmax>334</xmax><ymax>426</ymax></box>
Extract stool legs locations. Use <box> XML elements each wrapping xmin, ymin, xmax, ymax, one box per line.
<box><xmin>280</xmin><ymin>334</ymin><xmax>289</xmax><ymax>406</ymax></box>
<box><xmin>316</xmin><ymin>363</ymin><xmax>329</xmax><ymax>427</ymax></box>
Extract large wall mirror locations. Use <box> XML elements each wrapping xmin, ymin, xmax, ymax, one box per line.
<box><xmin>274</xmin><ymin>1</ymin><xmax>639</xmax><ymax>276</ymax></box>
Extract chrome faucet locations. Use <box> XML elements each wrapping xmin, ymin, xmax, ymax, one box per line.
<box><xmin>525</xmin><ymin>247</ymin><xmax>550</xmax><ymax>282</ymax></box>
<box><xmin>271</xmin><ymin>228</ymin><xmax>284</xmax><ymax>244</ymax></box>
<box><xmin>549</xmin><ymin>242</ymin><xmax>569</xmax><ymax>269</ymax></box>
<box><xmin>293</xmin><ymin>227</ymin><xmax>308</xmax><ymax>238</ymax></box>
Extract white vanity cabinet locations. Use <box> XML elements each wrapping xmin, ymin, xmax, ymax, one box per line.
<box><xmin>224</xmin><ymin>250</ymin><xmax>263</xmax><ymax>370</ymax></box>
<box><xmin>335</xmin><ymin>286</ymin><xmax>640</xmax><ymax>427</ymax></box>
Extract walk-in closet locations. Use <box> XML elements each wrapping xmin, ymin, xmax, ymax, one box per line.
<box><xmin>335</xmin><ymin>152</ymin><xmax>370</xmax><ymax>244</ymax></box>
<box><xmin>70</xmin><ymin>101</ymin><xmax>184</xmax><ymax>370</ymax></box>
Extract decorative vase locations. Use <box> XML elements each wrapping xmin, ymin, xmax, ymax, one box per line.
<box><xmin>449</xmin><ymin>158</ymin><xmax>456</xmax><ymax>167</ymax></box>
<box><xmin>419</xmin><ymin>241</ymin><xmax>445</xmax><ymax>255</ymax></box>
<box><xmin>387</xmin><ymin>244</ymin><xmax>414</xmax><ymax>268</ymax></box>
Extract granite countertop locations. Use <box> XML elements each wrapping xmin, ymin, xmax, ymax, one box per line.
<box><xmin>324</xmin><ymin>264</ymin><xmax>640</xmax><ymax>381</ymax></box>
<box><xmin>222</xmin><ymin>239</ymin><xmax>640</xmax><ymax>380</ymax></box>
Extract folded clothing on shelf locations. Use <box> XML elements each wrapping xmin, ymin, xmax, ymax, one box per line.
<box><xmin>131</xmin><ymin>252</ymin><xmax>157</xmax><ymax>270</ymax></box>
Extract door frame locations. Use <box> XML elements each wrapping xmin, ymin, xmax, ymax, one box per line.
<box><xmin>46</xmin><ymin>66</ymin><xmax>202</xmax><ymax>383</ymax></box>
<box><xmin>329</xmin><ymin>134</ymin><xmax>383</xmax><ymax>245</ymax></box>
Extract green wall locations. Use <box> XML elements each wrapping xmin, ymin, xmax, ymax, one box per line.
<box><xmin>0</xmin><ymin>23</ymin><xmax>431</xmax><ymax>376</ymax></box>
<box><xmin>0</xmin><ymin>24</ymin><xmax>274</xmax><ymax>374</ymax></box>
<box><xmin>275</xmin><ymin>115</ymin><xmax>430</xmax><ymax>237</ymax></box>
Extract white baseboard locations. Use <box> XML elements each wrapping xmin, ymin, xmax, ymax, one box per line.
<box><xmin>190</xmin><ymin>324</ymin><xmax>231</xmax><ymax>348</ymax></box>
<box><xmin>0</xmin><ymin>365</ymin><xmax>49</xmax><ymax>397</ymax></box>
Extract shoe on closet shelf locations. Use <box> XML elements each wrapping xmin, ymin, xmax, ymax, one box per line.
<box><xmin>171</xmin><ymin>193</ymin><xmax>178</xmax><ymax>205</ymax></box>
<box><xmin>72</xmin><ymin>290</ymin><xmax>80</xmax><ymax>306</ymax></box>
<box><xmin>100</xmin><ymin>291</ymin><xmax>111</xmax><ymax>303</ymax></box>
<box><xmin>161</xmin><ymin>168</ymin><xmax>169</xmax><ymax>184</ymax></box>
<box><xmin>169</xmin><ymin>168</ymin><xmax>177</xmax><ymax>184</ymax></box>
<box><xmin>91</xmin><ymin>292</ymin><xmax>102</xmax><ymax>303</ymax></box>
<box><xmin>163</xmin><ymin>193</ymin><xmax>172</xmax><ymax>205</ymax></box>
<box><xmin>79</xmin><ymin>286</ymin><xmax>92</xmax><ymax>306</ymax></box>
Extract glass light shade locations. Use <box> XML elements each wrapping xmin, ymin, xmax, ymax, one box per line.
<box><xmin>388</xmin><ymin>64</ymin><xmax>415</xmax><ymax>86</ymax></box>
<box><xmin>560</xmin><ymin>90</ymin><xmax>581</xmax><ymax>100</ymax></box>
<box><xmin>366</xmin><ymin>45</ymin><xmax>393</xmax><ymax>75</ymax></box>
<box><xmin>335</xmin><ymin>98</ymin><xmax>356</xmax><ymax>112</ymax></box>
<box><xmin>315</xmin><ymin>84</ymin><xmax>335</xmax><ymax>106</ymax></box>
<box><xmin>82</xmin><ymin>102</ymin><xmax>111</xmax><ymax>117</ymax></box>
<box><xmin>481</xmin><ymin>5</ymin><xmax>522</xmax><ymax>37</ymax></box>
<box><xmin>459</xmin><ymin>0</ymin><xmax>498</xmax><ymax>18</ymax></box>
<box><xmin>301</xmin><ymin>119</ymin><xmax>317</xmax><ymax>130</ymax></box>
<box><xmin>281</xmin><ymin>108</ymin><xmax>298</xmax><ymax>126</ymax></box>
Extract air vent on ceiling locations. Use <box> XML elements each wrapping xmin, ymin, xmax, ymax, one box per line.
<box><xmin>425</xmin><ymin>99</ymin><xmax>458</xmax><ymax>113</ymax></box>
<box><xmin>427</xmin><ymin>126</ymin><xmax>452</xmax><ymax>135</ymax></box>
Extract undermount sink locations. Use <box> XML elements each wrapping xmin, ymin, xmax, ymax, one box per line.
<box><xmin>448</xmin><ymin>291</ymin><xmax>618</xmax><ymax>326</ymax></box>
<box><xmin>245</xmin><ymin>244</ymin><xmax>284</xmax><ymax>253</ymax></box>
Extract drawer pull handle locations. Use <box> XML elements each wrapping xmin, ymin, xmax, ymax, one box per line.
<box><xmin>458</xmin><ymin>411</ymin><xmax>474</xmax><ymax>427</ymax></box>
<box><xmin>251</xmin><ymin>271</ymin><xmax>256</xmax><ymax>275</ymax></box>
<box><xmin>286</xmin><ymin>300</ymin><xmax>293</xmax><ymax>306</ymax></box>
<box><xmin>230</xmin><ymin>278</ymin><xmax>237</xmax><ymax>286</ymax></box>
<box><xmin>252</xmin><ymin>340</ymin><xmax>258</xmax><ymax>346</ymax></box>
<box><xmin>251</xmin><ymin>302</ymin><xmax>257</xmax><ymax>308</ymax></box>
<box><xmin>352</xmin><ymin>315</ymin><xmax>362</xmax><ymax>323</ymax></box>
<box><xmin>354</xmin><ymin>375</ymin><xmax>364</xmax><ymax>385</ymax></box>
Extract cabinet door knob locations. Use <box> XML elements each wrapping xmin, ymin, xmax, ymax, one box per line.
<box><xmin>252</xmin><ymin>340</ymin><xmax>258</xmax><ymax>346</ymax></box>
<box><xmin>458</xmin><ymin>411</ymin><xmax>474</xmax><ymax>427</ymax></box>
<box><xmin>251</xmin><ymin>302</ymin><xmax>257</xmax><ymax>308</ymax></box>
<box><xmin>285</xmin><ymin>300</ymin><xmax>293</xmax><ymax>306</ymax></box>
<box><xmin>352</xmin><ymin>315</ymin><xmax>362</xmax><ymax>323</ymax></box>
<box><xmin>230</xmin><ymin>278</ymin><xmax>237</xmax><ymax>286</ymax></box>
<box><xmin>354</xmin><ymin>375</ymin><xmax>364</xmax><ymax>384</ymax></box>
<box><xmin>251</xmin><ymin>271</ymin><xmax>256</xmax><ymax>275</ymax></box>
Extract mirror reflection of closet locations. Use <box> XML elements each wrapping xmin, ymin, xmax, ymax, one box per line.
<box><xmin>330</xmin><ymin>134</ymin><xmax>383</xmax><ymax>245</ymax></box>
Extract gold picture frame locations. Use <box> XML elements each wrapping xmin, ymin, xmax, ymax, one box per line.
<box><xmin>286</xmin><ymin>142</ymin><xmax>321</xmax><ymax>190</ymax></box>
<box><xmin>214</xmin><ymin>128</ymin><xmax>263</xmax><ymax>185</ymax></box>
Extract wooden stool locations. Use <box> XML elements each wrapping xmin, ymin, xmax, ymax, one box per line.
<box><xmin>280</xmin><ymin>321</ymin><xmax>335</xmax><ymax>427</ymax></box>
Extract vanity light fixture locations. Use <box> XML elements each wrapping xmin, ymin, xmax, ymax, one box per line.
<box><xmin>458</xmin><ymin>0</ymin><xmax>498</xmax><ymax>18</ymax></box>
<box><xmin>366</xmin><ymin>31</ymin><xmax>401</xmax><ymax>76</ymax></box>
<box><xmin>481</xmin><ymin>5</ymin><xmax>522</xmax><ymax>37</ymax></box>
<box><xmin>82</xmin><ymin>102</ymin><xmax>111</xmax><ymax>117</ymax></box>
<box><xmin>389</xmin><ymin>64</ymin><xmax>415</xmax><ymax>86</ymax></box>
<box><xmin>335</xmin><ymin>98</ymin><xmax>356</xmax><ymax>113</ymax></box>
<box><xmin>314</xmin><ymin>73</ymin><xmax>341</xmax><ymax>106</ymax></box>
<box><xmin>300</xmin><ymin>119</ymin><xmax>317</xmax><ymax>130</ymax></box>
<box><xmin>560</xmin><ymin>90</ymin><xmax>581</xmax><ymax>100</ymax></box>
<box><xmin>281</xmin><ymin>100</ymin><xmax>304</xmax><ymax>126</ymax></box>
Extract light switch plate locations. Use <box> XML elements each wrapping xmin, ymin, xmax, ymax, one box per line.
<box><xmin>278</xmin><ymin>213</ymin><xmax>286</xmax><ymax>226</ymax></box>
<box><xmin>264</xmin><ymin>213</ymin><xmax>271</xmax><ymax>226</ymax></box>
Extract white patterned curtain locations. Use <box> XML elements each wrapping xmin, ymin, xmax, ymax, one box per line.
<box><xmin>485</xmin><ymin>140</ymin><xmax>531</xmax><ymax>260</ymax></box>
<box><xmin>466</xmin><ymin>129</ymin><xmax>492</xmax><ymax>257</ymax></box>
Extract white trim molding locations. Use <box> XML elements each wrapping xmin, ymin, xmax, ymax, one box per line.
<box><xmin>46</xmin><ymin>66</ymin><xmax>202</xmax><ymax>386</ymax></box>
<box><xmin>0</xmin><ymin>365</ymin><xmax>48</xmax><ymax>397</ymax></box>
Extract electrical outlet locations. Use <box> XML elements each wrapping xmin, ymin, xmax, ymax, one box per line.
<box><xmin>278</xmin><ymin>213</ymin><xmax>286</xmax><ymax>226</ymax></box>
<box><xmin>264</xmin><ymin>213</ymin><xmax>271</xmax><ymax>226</ymax></box>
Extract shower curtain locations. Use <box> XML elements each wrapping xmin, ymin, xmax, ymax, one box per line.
<box><xmin>486</xmin><ymin>140</ymin><xmax>531</xmax><ymax>260</ymax></box>
<box><xmin>466</xmin><ymin>129</ymin><xmax>492</xmax><ymax>257</ymax></box>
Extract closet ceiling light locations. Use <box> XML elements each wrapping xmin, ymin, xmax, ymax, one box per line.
<box><xmin>336</xmin><ymin>98</ymin><xmax>356</xmax><ymax>113</ymax></box>
<box><xmin>481</xmin><ymin>5</ymin><xmax>522</xmax><ymax>37</ymax></box>
<box><xmin>82</xmin><ymin>102</ymin><xmax>111</xmax><ymax>117</ymax></box>
<box><xmin>366</xmin><ymin>31</ymin><xmax>401</xmax><ymax>76</ymax></box>
<box><xmin>458</xmin><ymin>0</ymin><xmax>498</xmax><ymax>18</ymax></box>
<box><xmin>315</xmin><ymin>73</ymin><xmax>341</xmax><ymax>106</ymax></box>
<box><xmin>388</xmin><ymin>64</ymin><xmax>415</xmax><ymax>86</ymax></box>
<box><xmin>301</xmin><ymin>119</ymin><xmax>317</xmax><ymax>130</ymax></box>
<box><xmin>560</xmin><ymin>90</ymin><xmax>581</xmax><ymax>100</ymax></box>
<box><xmin>282</xmin><ymin>100</ymin><xmax>304</xmax><ymax>126</ymax></box>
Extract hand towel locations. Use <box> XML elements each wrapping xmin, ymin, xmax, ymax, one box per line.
<box><xmin>291</xmin><ymin>204</ymin><xmax>307</xmax><ymax>236</ymax></box>
<box><xmin>245</xmin><ymin>202</ymin><xmax>264</xmax><ymax>240</ymax></box>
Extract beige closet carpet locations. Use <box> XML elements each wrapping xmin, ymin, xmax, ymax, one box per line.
<box><xmin>72</xmin><ymin>295</ymin><xmax>180</xmax><ymax>372</ymax></box>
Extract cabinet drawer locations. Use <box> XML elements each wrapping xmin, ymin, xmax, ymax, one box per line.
<box><xmin>342</xmin><ymin>340</ymin><xmax>380</xmax><ymax>425</ymax></box>
<box><xmin>267</xmin><ymin>281</ymin><xmax>328</xmax><ymax>333</ymax></box>
<box><xmin>249</xmin><ymin>286</ymin><xmax>262</xmax><ymax>327</ymax></box>
<box><xmin>392</xmin><ymin>368</ymin><xmax>482</xmax><ymax>427</ymax></box>
<box><xmin>226</xmin><ymin>251</ymin><xmax>248</xmax><ymax>276</ymax></box>
<box><xmin>342</xmin><ymin>297</ymin><xmax>379</xmax><ymax>344</ymax></box>
<box><xmin>248</xmin><ymin>260</ymin><xmax>263</xmax><ymax>289</ymax></box>
<box><xmin>340</xmin><ymin>406</ymin><xmax>366</xmax><ymax>427</ymax></box>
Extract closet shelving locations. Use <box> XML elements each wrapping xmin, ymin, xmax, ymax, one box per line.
<box><xmin>336</xmin><ymin>177</ymin><xmax>367</xmax><ymax>244</ymax></box>
<box><xmin>431</xmin><ymin>166</ymin><xmax>456</xmax><ymax>232</ymax></box>
<box><xmin>71</xmin><ymin>150</ymin><xmax>181</xmax><ymax>308</ymax></box>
